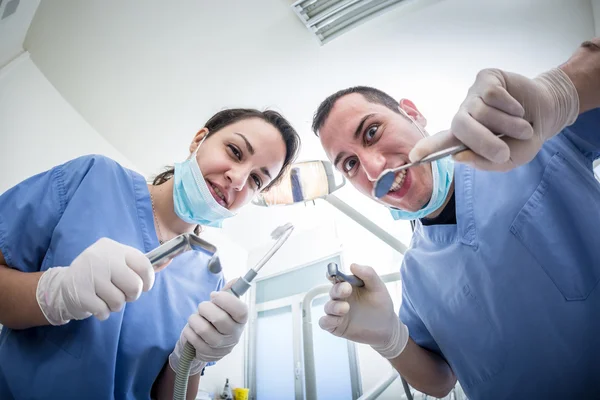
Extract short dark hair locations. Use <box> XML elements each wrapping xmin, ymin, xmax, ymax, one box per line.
<box><xmin>312</xmin><ymin>86</ymin><xmax>401</xmax><ymax>136</ymax></box>
<box><xmin>153</xmin><ymin>108</ymin><xmax>301</xmax><ymax>191</ymax></box>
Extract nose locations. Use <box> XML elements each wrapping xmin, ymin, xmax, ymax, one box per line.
<box><xmin>225</xmin><ymin>166</ymin><xmax>250</xmax><ymax>191</ymax></box>
<box><xmin>361</xmin><ymin>152</ymin><xmax>387</xmax><ymax>182</ymax></box>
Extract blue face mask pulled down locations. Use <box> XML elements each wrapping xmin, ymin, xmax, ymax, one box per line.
<box><xmin>389</xmin><ymin>109</ymin><xmax>454</xmax><ymax>221</ymax></box>
<box><xmin>389</xmin><ymin>156</ymin><xmax>454</xmax><ymax>221</ymax></box>
<box><xmin>173</xmin><ymin>139</ymin><xmax>235</xmax><ymax>228</ymax></box>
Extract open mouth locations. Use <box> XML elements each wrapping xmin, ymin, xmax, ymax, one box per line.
<box><xmin>207</xmin><ymin>181</ymin><xmax>228</xmax><ymax>208</ymax></box>
<box><xmin>385</xmin><ymin>167</ymin><xmax>411</xmax><ymax>199</ymax></box>
<box><xmin>389</xmin><ymin>169</ymin><xmax>407</xmax><ymax>193</ymax></box>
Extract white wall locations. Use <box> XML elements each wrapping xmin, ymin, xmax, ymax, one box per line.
<box><xmin>0</xmin><ymin>53</ymin><xmax>138</xmax><ymax>193</ymax></box>
<box><xmin>0</xmin><ymin>0</ymin><xmax>40</xmax><ymax>68</ymax></box>
<box><xmin>23</xmin><ymin>0</ymin><xmax>596</xmax><ymax>176</ymax></box>
<box><xmin>593</xmin><ymin>0</ymin><xmax>600</xmax><ymax>35</ymax></box>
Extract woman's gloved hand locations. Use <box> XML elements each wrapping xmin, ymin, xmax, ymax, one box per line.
<box><xmin>169</xmin><ymin>281</ymin><xmax>248</xmax><ymax>376</ymax></box>
<box><xmin>409</xmin><ymin>67</ymin><xmax>579</xmax><ymax>171</ymax></box>
<box><xmin>319</xmin><ymin>264</ymin><xmax>408</xmax><ymax>359</ymax></box>
<box><xmin>36</xmin><ymin>237</ymin><xmax>155</xmax><ymax>325</ymax></box>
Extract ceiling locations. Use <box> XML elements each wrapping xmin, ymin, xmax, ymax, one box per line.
<box><xmin>0</xmin><ymin>0</ymin><xmax>39</xmax><ymax>68</ymax></box>
<box><xmin>19</xmin><ymin>0</ymin><xmax>596</xmax><ymax>250</ymax></box>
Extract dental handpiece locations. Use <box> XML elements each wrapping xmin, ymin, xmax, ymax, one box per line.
<box><xmin>327</xmin><ymin>262</ymin><xmax>365</xmax><ymax>287</ymax></box>
<box><xmin>227</xmin><ymin>222</ymin><xmax>294</xmax><ymax>298</ymax></box>
<box><xmin>145</xmin><ymin>233</ymin><xmax>221</xmax><ymax>273</ymax></box>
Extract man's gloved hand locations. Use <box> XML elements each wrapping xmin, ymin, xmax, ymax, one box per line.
<box><xmin>169</xmin><ymin>281</ymin><xmax>248</xmax><ymax>376</ymax></box>
<box><xmin>36</xmin><ymin>237</ymin><xmax>155</xmax><ymax>326</ymax></box>
<box><xmin>319</xmin><ymin>264</ymin><xmax>408</xmax><ymax>359</ymax></box>
<box><xmin>409</xmin><ymin>67</ymin><xmax>580</xmax><ymax>171</ymax></box>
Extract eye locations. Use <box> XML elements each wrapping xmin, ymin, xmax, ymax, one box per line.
<box><xmin>228</xmin><ymin>144</ymin><xmax>242</xmax><ymax>160</ymax></box>
<box><xmin>251</xmin><ymin>174</ymin><xmax>262</xmax><ymax>189</ymax></box>
<box><xmin>342</xmin><ymin>157</ymin><xmax>358</xmax><ymax>174</ymax></box>
<box><xmin>364</xmin><ymin>125</ymin><xmax>379</xmax><ymax>143</ymax></box>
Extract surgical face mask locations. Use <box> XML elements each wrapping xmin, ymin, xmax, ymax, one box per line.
<box><xmin>389</xmin><ymin>109</ymin><xmax>454</xmax><ymax>221</ymax></box>
<box><xmin>173</xmin><ymin>137</ymin><xmax>236</xmax><ymax>228</ymax></box>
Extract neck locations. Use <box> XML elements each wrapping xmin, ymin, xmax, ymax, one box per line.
<box><xmin>423</xmin><ymin>179</ymin><xmax>455</xmax><ymax>219</ymax></box>
<box><xmin>148</xmin><ymin>180</ymin><xmax>196</xmax><ymax>242</ymax></box>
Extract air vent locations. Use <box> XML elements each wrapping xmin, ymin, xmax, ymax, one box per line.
<box><xmin>291</xmin><ymin>0</ymin><xmax>407</xmax><ymax>45</ymax></box>
<box><xmin>1</xmin><ymin>0</ymin><xmax>19</xmax><ymax>20</ymax></box>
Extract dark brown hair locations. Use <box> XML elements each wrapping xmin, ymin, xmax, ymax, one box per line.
<box><xmin>152</xmin><ymin>108</ymin><xmax>300</xmax><ymax>233</ymax></box>
<box><xmin>312</xmin><ymin>86</ymin><xmax>401</xmax><ymax>136</ymax></box>
<box><xmin>152</xmin><ymin>108</ymin><xmax>300</xmax><ymax>189</ymax></box>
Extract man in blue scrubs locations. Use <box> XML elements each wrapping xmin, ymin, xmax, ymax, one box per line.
<box><xmin>316</xmin><ymin>38</ymin><xmax>600</xmax><ymax>399</ymax></box>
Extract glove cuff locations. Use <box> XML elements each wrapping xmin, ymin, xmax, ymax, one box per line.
<box><xmin>36</xmin><ymin>267</ymin><xmax>71</xmax><ymax>326</ymax></box>
<box><xmin>535</xmin><ymin>68</ymin><xmax>580</xmax><ymax>140</ymax></box>
<box><xmin>371</xmin><ymin>317</ymin><xmax>409</xmax><ymax>360</ymax></box>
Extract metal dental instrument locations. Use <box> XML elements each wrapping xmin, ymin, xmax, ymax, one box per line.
<box><xmin>373</xmin><ymin>134</ymin><xmax>506</xmax><ymax>199</ymax></box>
<box><xmin>227</xmin><ymin>222</ymin><xmax>295</xmax><ymax>297</ymax></box>
<box><xmin>145</xmin><ymin>233</ymin><xmax>221</xmax><ymax>274</ymax></box>
<box><xmin>173</xmin><ymin>222</ymin><xmax>295</xmax><ymax>400</ymax></box>
<box><xmin>327</xmin><ymin>262</ymin><xmax>364</xmax><ymax>287</ymax></box>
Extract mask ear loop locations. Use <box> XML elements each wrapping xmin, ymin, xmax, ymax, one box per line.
<box><xmin>397</xmin><ymin>107</ymin><xmax>428</xmax><ymax>138</ymax></box>
<box><xmin>189</xmin><ymin>129</ymin><xmax>210</xmax><ymax>161</ymax></box>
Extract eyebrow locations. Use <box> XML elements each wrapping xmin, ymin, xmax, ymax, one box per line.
<box><xmin>234</xmin><ymin>132</ymin><xmax>271</xmax><ymax>180</ymax></box>
<box><xmin>333</xmin><ymin>113</ymin><xmax>375</xmax><ymax>169</ymax></box>
<box><xmin>261</xmin><ymin>167</ymin><xmax>272</xmax><ymax>180</ymax></box>
<box><xmin>235</xmin><ymin>132</ymin><xmax>255</xmax><ymax>155</ymax></box>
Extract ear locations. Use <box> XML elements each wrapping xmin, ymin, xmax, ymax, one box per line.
<box><xmin>399</xmin><ymin>99</ymin><xmax>427</xmax><ymax>128</ymax></box>
<box><xmin>189</xmin><ymin>128</ymin><xmax>210</xmax><ymax>154</ymax></box>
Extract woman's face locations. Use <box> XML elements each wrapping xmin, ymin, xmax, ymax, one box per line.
<box><xmin>192</xmin><ymin>118</ymin><xmax>287</xmax><ymax>212</ymax></box>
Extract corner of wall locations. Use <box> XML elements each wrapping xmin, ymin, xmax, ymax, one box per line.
<box><xmin>0</xmin><ymin>50</ymin><xmax>29</xmax><ymax>79</ymax></box>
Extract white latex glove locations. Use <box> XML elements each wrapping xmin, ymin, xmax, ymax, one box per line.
<box><xmin>36</xmin><ymin>237</ymin><xmax>155</xmax><ymax>325</ymax></box>
<box><xmin>319</xmin><ymin>264</ymin><xmax>408</xmax><ymax>359</ymax></box>
<box><xmin>169</xmin><ymin>281</ymin><xmax>248</xmax><ymax>376</ymax></box>
<box><xmin>409</xmin><ymin>68</ymin><xmax>579</xmax><ymax>171</ymax></box>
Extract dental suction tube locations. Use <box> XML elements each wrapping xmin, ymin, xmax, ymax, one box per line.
<box><xmin>173</xmin><ymin>223</ymin><xmax>295</xmax><ymax>400</ymax></box>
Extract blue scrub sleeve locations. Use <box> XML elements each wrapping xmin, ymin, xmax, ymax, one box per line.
<box><xmin>0</xmin><ymin>167</ymin><xmax>66</xmax><ymax>272</ymax></box>
<box><xmin>0</xmin><ymin>156</ymin><xmax>93</xmax><ymax>272</ymax></box>
<box><xmin>400</xmin><ymin>286</ymin><xmax>443</xmax><ymax>357</ymax></box>
<box><xmin>562</xmin><ymin>107</ymin><xmax>600</xmax><ymax>160</ymax></box>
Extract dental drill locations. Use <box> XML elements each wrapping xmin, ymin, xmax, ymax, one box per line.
<box><xmin>326</xmin><ymin>262</ymin><xmax>364</xmax><ymax>287</ymax></box>
<box><xmin>145</xmin><ymin>233</ymin><xmax>222</xmax><ymax>273</ymax></box>
<box><xmin>173</xmin><ymin>223</ymin><xmax>295</xmax><ymax>400</ymax></box>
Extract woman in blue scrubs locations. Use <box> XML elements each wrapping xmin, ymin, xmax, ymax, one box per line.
<box><xmin>0</xmin><ymin>108</ymin><xmax>301</xmax><ymax>399</ymax></box>
<box><xmin>314</xmin><ymin>39</ymin><xmax>600</xmax><ymax>399</ymax></box>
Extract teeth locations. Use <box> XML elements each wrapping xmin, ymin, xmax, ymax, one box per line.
<box><xmin>212</xmin><ymin>184</ymin><xmax>226</xmax><ymax>203</ymax></box>
<box><xmin>389</xmin><ymin>169</ymin><xmax>407</xmax><ymax>192</ymax></box>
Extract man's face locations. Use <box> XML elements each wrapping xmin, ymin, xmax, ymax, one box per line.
<box><xmin>318</xmin><ymin>93</ymin><xmax>433</xmax><ymax>211</ymax></box>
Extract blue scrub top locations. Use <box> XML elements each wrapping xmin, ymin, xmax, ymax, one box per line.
<box><xmin>0</xmin><ymin>155</ymin><xmax>224</xmax><ymax>399</ymax></box>
<box><xmin>400</xmin><ymin>108</ymin><xmax>600</xmax><ymax>399</ymax></box>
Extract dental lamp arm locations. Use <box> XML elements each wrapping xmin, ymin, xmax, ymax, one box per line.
<box><xmin>152</xmin><ymin>362</ymin><xmax>199</xmax><ymax>400</ymax></box>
